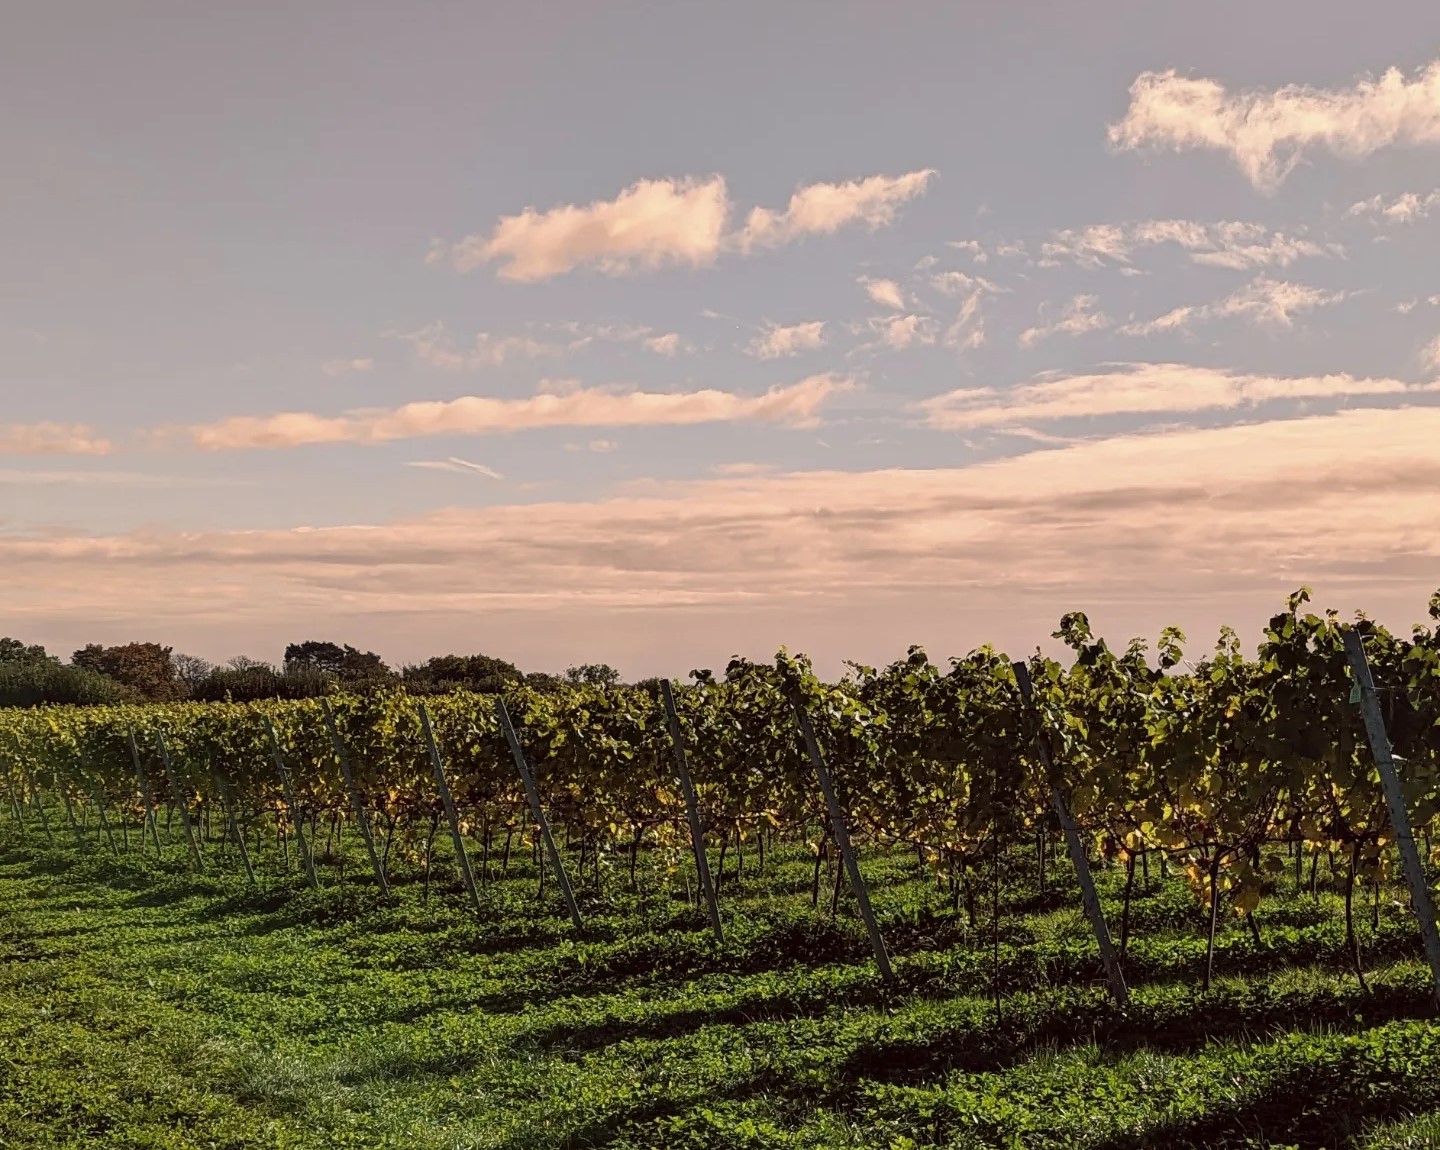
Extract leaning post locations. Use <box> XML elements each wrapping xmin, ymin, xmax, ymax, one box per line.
<box><xmin>321</xmin><ymin>699</ymin><xmax>390</xmax><ymax>896</ymax></box>
<box><xmin>790</xmin><ymin>693</ymin><xmax>894</xmax><ymax>983</ymax></box>
<box><xmin>155</xmin><ymin>731</ymin><xmax>203</xmax><ymax>871</ymax></box>
<box><xmin>262</xmin><ymin>718</ymin><xmax>317</xmax><ymax>888</ymax></box>
<box><xmin>417</xmin><ymin>704</ymin><xmax>483</xmax><ymax>915</ymax></box>
<box><xmin>495</xmin><ymin>697</ymin><xmax>583</xmax><ymax>932</ymax></box>
<box><xmin>1343</xmin><ymin>628</ymin><xmax>1440</xmax><ymax>1007</ymax></box>
<box><xmin>660</xmin><ymin>679</ymin><xmax>724</xmax><ymax>942</ymax></box>
<box><xmin>1013</xmin><ymin>660</ymin><xmax>1129</xmax><ymax>1007</ymax></box>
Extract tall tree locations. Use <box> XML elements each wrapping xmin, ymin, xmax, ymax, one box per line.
<box><xmin>283</xmin><ymin>641</ymin><xmax>348</xmax><ymax>676</ymax></box>
<box><xmin>401</xmin><ymin>653</ymin><xmax>523</xmax><ymax>694</ymax></box>
<box><xmin>284</xmin><ymin>640</ymin><xmax>393</xmax><ymax>685</ymax></box>
<box><xmin>70</xmin><ymin>642</ymin><xmax>182</xmax><ymax>700</ymax></box>
<box><xmin>172</xmin><ymin>653</ymin><xmax>214</xmax><ymax>694</ymax></box>
<box><xmin>564</xmin><ymin>663</ymin><xmax>621</xmax><ymax>687</ymax></box>
<box><xmin>0</xmin><ymin>639</ymin><xmax>56</xmax><ymax>667</ymax></box>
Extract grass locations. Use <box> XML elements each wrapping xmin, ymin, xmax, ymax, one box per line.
<box><xmin>3</xmin><ymin>815</ymin><xmax>1440</xmax><ymax>1148</ymax></box>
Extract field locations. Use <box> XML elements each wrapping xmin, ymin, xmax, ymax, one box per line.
<box><xmin>5</xmin><ymin>819</ymin><xmax>1440</xmax><ymax>1150</ymax></box>
<box><xmin>6</xmin><ymin>597</ymin><xmax>1440</xmax><ymax>1146</ymax></box>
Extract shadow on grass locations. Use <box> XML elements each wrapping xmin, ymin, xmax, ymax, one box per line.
<box><xmin>837</xmin><ymin>978</ymin><xmax>1434</xmax><ymax>1087</ymax></box>
<box><xmin>1089</xmin><ymin>1026</ymin><xmax>1440</xmax><ymax>1150</ymax></box>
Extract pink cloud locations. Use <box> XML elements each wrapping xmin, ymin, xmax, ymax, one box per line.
<box><xmin>445</xmin><ymin>176</ymin><xmax>731</xmax><ymax>281</ymax></box>
<box><xmin>737</xmin><ymin>170</ymin><xmax>936</xmax><ymax>251</ymax></box>
<box><xmin>1110</xmin><ymin>59</ymin><xmax>1440</xmax><ymax>190</ymax></box>
<box><xmin>919</xmin><ymin>363</ymin><xmax>1437</xmax><ymax>430</ymax></box>
<box><xmin>9</xmin><ymin>407</ymin><xmax>1440</xmax><ymax>675</ymax></box>
<box><xmin>0</xmin><ymin>423</ymin><xmax>112</xmax><ymax>456</ymax></box>
<box><xmin>174</xmin><ymin>375</ymin><xmax>851</xmax><ymax>450</ymax></box>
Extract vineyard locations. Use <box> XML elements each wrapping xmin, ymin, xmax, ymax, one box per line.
<box><xmin>5</xmin><ymin>587</ymin><xmax>1440</xmax><ymax>1149</ymax></box>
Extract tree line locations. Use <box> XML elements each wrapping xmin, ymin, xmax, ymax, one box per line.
<box><xmin>0</xmin><ymin>636</ymin><xmax>624</xmax><ymax>708</ymax></box>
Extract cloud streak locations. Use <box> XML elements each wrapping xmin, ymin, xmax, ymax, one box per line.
<box><xmin>1346</xmin><ymin>189</ymin><xmax>1440</xmax><ymax>224</ymax></box>
<box><xmin>737</xmin><ymin>170</ymin><xmax>936</xmax><ymax>252</ymax></box>
<box><xmin>747</xmin><ymin>321</ymin><xmax>827</xmax><ymax>359</ymax></box>
<box><xmin>407</xmin><ymin>457</ymin><xmax>505</xmax><ymax>479</ymax></box>
<box><xmin>1119</xmin><ymin>276</ymin><xmax>1351</xmax><ymax>336</ymax></box>
<box><xmin>443</xmin><ymin>176</ymin><xmax>730</xmax><ymax>281</ymax></box>
<box><xmin>1019</xmin><ymin>294</ymin><xmax>1111</xmax><ymax>347</ymax></box>
<box><xmin>861</xmin><ymin>277</ymin><xmax>906</xmax><ymax>309</ymax></box>
<box><xmin>174</xmin><ymin>375</ymin><xmax>852</xmax><ymax>450</ymax></box>
<box><xmin>9</xmin><ymin>408</ymin><xmax>1440</xmax><ymax>655</ymax></box>
<box><xmin>1039</xmin><ymin>220</ymin><xmax>1338</xmax><ymax>271</ymax></box>
<box><xmin>0</xmin><ymin>423</ymin><xmax>112</xmax><ymax>456</ymax></box>
<box><xmin>430</xmin><ymin>169</ymin><xmax>936</xmax><ymax>281</ymax></box>
<box><xmin>918</xmin><ymin>362</ymin><xmax>1437</xmax><ymax>431</ymax></box>
<box><xmin>1110</xmin><ymin>59</ymin><xmax>1440</xmax><ymax>190</ymax></box>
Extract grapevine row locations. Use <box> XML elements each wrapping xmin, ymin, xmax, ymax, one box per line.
<box><xmin>4</xmin><ymin>589</ymin><xmax>1440</xmax><ymax>988</ymax></box>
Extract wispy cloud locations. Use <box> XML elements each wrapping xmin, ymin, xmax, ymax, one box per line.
<box><xmin>1039</xmin><ymin>220</ymin><xmax>1338</xmax><ymax>271</ymax></box>
<box><xmin>1346</xmin><ymin>189</ymin><xmax>1440</xmax><ymax>224</ymax></box>
<box><xmin>438</xmin><ymin>175</ymin><xmax>730</xmax><ymax>281</ymax></box>
<box><xmin>1424</xmin><ymin>334</ymin><xmax>1440</xmax><ymax>375</ymax></box>
<box><xmin>736</xmin><ymin>170</ymin><xmax>936</xmax><ymax>252</ymax></box>
<box><xmin>0</xmin><ymin>469</ymin><xmax>245</xmax><ymax>487</ymax></box>
<box><xmin>398</xmin><ymin>322</ymin><xmax>567</xmax><ymax>369</ymax></box>
<box><xmin>1119</xmin><ymin>276</ymin><xmax>1351</xmax><ymax>336</ymax></box>
<box><xmin>947</xmin><ymin>239</ymin><xmax>988</xmax><ymax>263</ymax></box>
<box><xmin>1019</xmin><ymin>294</ymin><xmax>1111</xmax><ymax>347</ymax></box>
<box><xmin>711</xmin><ymin>461</ymin><xmax>776</xmax><ymax>477</ymax></box>
<box><xmin>934</xmin><ymin>273</ymin><xmax>1002</xmax><ymax>351</ymax></box>
<box><xmin>861</xmin><ymin>277</ymin><xmax>906</xmax><ymax>309</ymax></box>
<box><xmin>917</xmin><ymin>362</ymin><xmax>1435</xmax><ymax>431</ymax></box>
<box><xmin>0</xmin><ymin>423</ymin><xmax>112</xmax><ymax>456</ymax></box>
<box><xmin>642</xmin><ymin>333</ymin><xmax>684</xmax><ymax>356</ymax></box>
<box><xmin>1109</xmin><ymin>58</ymin><xmax>1440</xmax><ymax>191</ymax></box>
<box><xmin>747</xmin><ymin>321</ymin><xmax>827</xmax><ymax>359</ymax></box>
<box><xmin>858</xmin><ymin>314</ymin><xmax>938</xmax><ymax>352</ymax></box>
<box><xmin>322</xmin><ymin>357</ymin><xmax>375</xmax><ymax>377</ymax></box>
<box><xmin>175</xmin><ymin>375</ymin><xmax>852</xmax><ymax>450</ymax></box>
<box><xmin>13</xmin><ymin>408</ymin><xmax>1440</xmax><ymax>638</ymax></box>
<box><xmin>429</xmin><ymin>169</ymin><xmax>937</xmax><ymax>281</ymax></box>
<box><xmin>407</xmin><ymin>457</ymin><xmax>505</xmax><ymax>479</ymax></box>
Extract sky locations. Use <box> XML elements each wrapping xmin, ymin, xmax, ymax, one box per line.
<box><xmin>3</xmin><ymin>1</ymin><xmax>1440</xmax><ymax>679</ymax></box>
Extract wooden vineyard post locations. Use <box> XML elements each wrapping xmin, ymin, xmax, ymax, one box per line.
<box><xmin>214</xmin><ymin>771</ymin><xmax>257</xmax><ymax>887</ymax></box>
<box><xmin>789</xmin><ymin>695</ymin><xmax>894</xmax><ymax>984</ymax></box>
<box><xmin>60</xmin><ymin>786</ymin><xmax>86</xmax><ymax>849</ymax></box>
<box><xmin>322</xmin><ymin>699</ymin><xmax>390</xmax><ymax>896</ymax></box>
<box><xmin>262</xmin><ymin>719</ymin><xmax>317</xmax><ymax>889</ymax></box>
<box><xmin>89</xmin><ymin>782</ymin><xmax>119</xmax><ymax>857</ymax></box>
<box><xmin>2</xmin><ymin>763</ymin><xmax>25</xmax><ymax>837</ymax></box>
<box><xmin>20</xmin><ymin>765</ymin><xmax>53</xmax><ymax>842</ymax></box>
<box><xmin>1342</xmin><ymin>629</ymin><xmax>1440</xmax><ymax>1006</ymax></box>
<box><xmin>660</xmin><ymin>679</ymin><xmax>724</xmax><ymax>942</ymax></box>
<box><xmin>1013</xmin><ymin>661</ymin><xmax>1130</xmax><ymax>1008</ymax></box>
<box><xmin>417</xmin><ymin>703</ymin><xmax>483</xmax><ymax>916</ymax></box>
<box><xmin>155</xmin><ymin>732</ymin><xmax>203</xmax><ymax>872</ymax></box>
<box><xmin>495</xmin><ymin>697</ymin><xmax>584</xmax><ymax>932</ymax></box>
<box><xmin>127</xmin><ymin>731</ymin><xmax>162</xmax><ymax>856</ymax></box>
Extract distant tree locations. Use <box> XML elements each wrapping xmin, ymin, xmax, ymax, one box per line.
<box><xmin>523</xmin><ymin>671</ymin><xmax>566</xmax><ymax>693</ymax></box>
<box><xmin>172</xmin><ymin>653</ymin><xmax>214</xmax><ymax>695</ymax></box>
<box><xmin>337</xmin><ymin>646</ymin><xmax>394</xmax><ymax>684</ymax></box>
<box><xmin>191</xmin><ymin>662</ymin><xmax>333</xmax><ymax>703</ymax></box>
<box><xmin>283</xmin><ymin>641</ymin><xmax>347</xmax><ymax>676</ymax></box>
<box><xmin>0</xmin><ymin>661</ymin><xmax>132</xmax><ymax>707</ymax></box>
<box><xmin>285</xmin><ymin>640</ymin><xmax>394</xmax><ymax>686</ymax></box>
<box><xmin>70</xmin><ymin>642</ymin><xmax>182</xmax><ymax>701</ymax></box>
<box><xmin>564</xmin><ymin>663</ymin><xmax>621</xmax><ymax>688</ymax></box>
<box><xmin>226</xmin><ymin>656</ymin><xmax>273</xmax><ymax>672</ymax></box>
<box><xmin>402</xmin><ymin>653</ymin><xmax>523</xmax><ymax>695</ymax></box>
<box><xmin>0</xmin><ymin>638</ymin><xmax>56</xmax><ymax>667</ymax></box>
